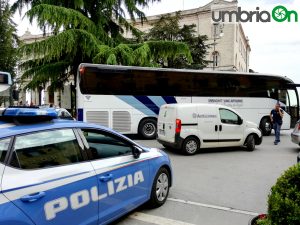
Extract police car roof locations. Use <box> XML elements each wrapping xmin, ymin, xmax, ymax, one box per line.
<box><xmin>0</xmin><ymin>120</ymin><xmax>142</xmax><ymax>148</ymax></box>
<box><xmin>0</xmin><ymin>119</ymin><xmax>125</xmax><ymax>140</ymax></box>
<box><xmin>0</xmin><ymin>107</ymin><xmax>137</xmax><ymax>145</ymax></box>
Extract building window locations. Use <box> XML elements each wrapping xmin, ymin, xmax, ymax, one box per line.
<box><xmin>211</xmin><ymin>23</ymin><xmax>224</xmax><ymax>39</ymax></box>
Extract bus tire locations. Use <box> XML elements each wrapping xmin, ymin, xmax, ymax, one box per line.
<box><xmin>182</xmin><ymin>136</ymin><xmax>200</xmax><ymax>155</ymax></box>
<box><xmin>260</xmin><ymin>117</ymin><xmax>272</xmax><ymax>136</ymax></box>
<box><xmin>138</xmin><ymin>118</ymin><xmax>157</xmax><ymax>139</ymax></box>
<box><xmin>245</xmin><ymin>134</ymin><xmax>255</xmax><ymax>151</ymax></box>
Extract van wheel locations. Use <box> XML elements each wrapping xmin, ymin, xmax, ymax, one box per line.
<box><xmin>245</xmin><ymin>135</ymin><xmax>255</xmax><ymax>151</ymax></box>
<box><xmin>138</xmin><ymin>118</ymin><xmax>157</xmax><ymax>139</ymax></box>
<box><xmin>260</xmin><ymin>118</ymin><xmax>272</xmax><ymax>136</ymax></box>
<box><xmin>182</xmin><ymin>137</ymin><xmax>200</xmax><ymax>155</ymax></box>
<box><xmin>147</xmin><ymin>167</ymin><xmax>170</xmax><ymax>208</ymax></box>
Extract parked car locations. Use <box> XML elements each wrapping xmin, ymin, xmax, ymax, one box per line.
<box><xmin>0</xmin><ymin>107</ymin><xmax>172</xmax><ymax>225</ymax></box>
<box><xmin>157</xmin><ymin>103</ymin><xmax>262</xmax><ymax>155</ymax></box>
<box><xmin>291</xmin><ymin>120</ymin><xmax>300</xmax><ymax>146</ymax></box>
<box><xmin>291</xmin><ymin>121</ymin><xmax>300</xmax><ymax>163</ymax></box>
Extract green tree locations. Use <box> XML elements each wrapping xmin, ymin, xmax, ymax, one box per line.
<box><xmin>0</xmin><ymin>0</ymin><xmax>19</xmax><ymax>106</ymax></box>
<box><xmin>146</xmin><ymin>12</ymin><xmax>209</xmax><ymax>69</ymax></box>
<box><xmin>13</xmin><ymin>0</ymin><xmax>192</xmax><ymax>92</ymax></box>
<box><xmin>0</xmin><ymin>0</ymin><xmax>18</xmax><ymax>76</ymax></box>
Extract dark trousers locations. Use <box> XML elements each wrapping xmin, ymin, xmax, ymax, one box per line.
<box><xmin>273</xmin><ymin>122</ymin><xmax>281</xmax><ymax>142</ymax></box>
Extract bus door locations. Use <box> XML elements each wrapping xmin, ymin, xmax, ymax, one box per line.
<box><xmin>278</xmin><ymin>88</ymin><xmax>299</xmax><ymax>128</ymax></box>
<box><xmin>287</xmin><ymin>88</ymin><xmax>299</xmax><ymax>127</ymax></box>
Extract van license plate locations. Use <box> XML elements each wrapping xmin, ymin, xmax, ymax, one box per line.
<box><xmin>159</xmin><ymin>129</ymin><xmax>165</xmax><ymax>135</ymax></box>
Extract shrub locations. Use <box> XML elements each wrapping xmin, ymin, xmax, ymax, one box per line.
<box><xmin>257</xmin><ymin>218</ymin><xmax>271</xmax><ymax>225</ymax></box>
<box><xmin>265</xmin><ymin>164</ymin><xmax>300</xmax><ymax>225</ymax></box>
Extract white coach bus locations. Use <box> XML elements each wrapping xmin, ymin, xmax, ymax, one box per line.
<box><xmin>0</xmin><ymin>71</ymin><xmax>12</xmax><ymax>108</ymax></box>
<box><xmin>76</xmin><ymin>64</ymin><xmax>299</xmax><ymax>139</ymax></box>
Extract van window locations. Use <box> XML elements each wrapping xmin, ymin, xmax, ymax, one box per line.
<box><xmin>219</xmin><ymin>109</ymin><xmax>239</xmax><ymax>125</ymax></box>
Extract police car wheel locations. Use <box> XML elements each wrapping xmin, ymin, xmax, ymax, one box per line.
<box><xmin>139</xmin><ymin>118</ymin><xmax>157</xmax><ymax>139</ymax></box>
<box><xmin>182</xmin><ymin>137</ymin><xmax>199</xmax><ymax>155</ymax></box>
<box><xmin>148</xmin><ymin>167</ymin><xmax>170</xmax><ymax>208</ymax></box>
<box><xmin>245</xmin><ymin>134</ymin><xmax>255</xmax><ymax>151</ymax></box>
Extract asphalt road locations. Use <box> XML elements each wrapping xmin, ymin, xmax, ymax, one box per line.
<box><xmin>113</xmin><ymin>130</ymin><xmax>298</xmax><ymax>225</ymax></box>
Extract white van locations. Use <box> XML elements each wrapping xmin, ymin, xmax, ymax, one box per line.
<box><xmin>157</xmin><ymin>104</ymin><xmax>262</xmax><ymax>155</ymax></box>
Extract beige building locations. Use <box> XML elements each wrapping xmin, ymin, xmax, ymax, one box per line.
<box><xmin>127</xmin><ymin>0</ymin><xmax>251</xmax><ymax>72</ymax></box>
<box><xmin>19</xmin><ymin>31</ymin><xmax>72</xmax><ymax>108</ymax></box>
<box><xmin>18</xmin><ymin>0</ymin><xmax>250</xmax><ymax>107</ymax></box>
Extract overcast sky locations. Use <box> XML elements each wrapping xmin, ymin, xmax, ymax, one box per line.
<box><xmin>13</xmin><ymin>0</ymin><xmax>300</xmax><ymax>84</ymax></box>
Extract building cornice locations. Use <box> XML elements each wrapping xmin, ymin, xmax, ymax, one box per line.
<box><xmin>131</xmin><ymin>0</ymin><xmax>238</xmax><ymax>25</ymax></box>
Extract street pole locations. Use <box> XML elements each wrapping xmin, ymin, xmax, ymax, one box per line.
<box><xmin>213</xmin><ymin>23</ymin><xmax>217</xmax><ymax>71</ymax></box>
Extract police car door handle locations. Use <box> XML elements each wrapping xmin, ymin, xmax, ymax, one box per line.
<box><xmin>21</xmin><ymin>192</ymin><xmax>46</xmax><ymax>202</ymax></box>
<box><xmin>215</xmin><ymin>125</ymin><xmax>218</xmax><ymax>132</ymax></box>
<box><xmin>99</xmin><ymin>174</ymin><xmax>113</xmax><ymax>182</ymax></box>
<box><xmin>219</xmin><ymin>125</ymin><xmax>222</xmax><ymax>132</ymax></box>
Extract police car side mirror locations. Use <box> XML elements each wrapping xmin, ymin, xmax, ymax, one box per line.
<box><xmin>133</xmin><ymin>146</ymin><xmax>143</xmax><ymax>159</ymax></box>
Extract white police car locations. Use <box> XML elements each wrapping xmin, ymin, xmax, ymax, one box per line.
<box><xmin>0</xmin><ymin>107</ymin><xmax>172</xmax><ymax>225</ymax></box>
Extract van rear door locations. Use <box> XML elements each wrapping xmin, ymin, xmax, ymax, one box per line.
<box><xmin>157</xmin><ymin>105</ymin><xmax>176</xmax><ymax>142</ymax></box>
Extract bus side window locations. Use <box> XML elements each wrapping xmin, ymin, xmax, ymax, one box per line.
<box><xmin>278</xmin><ymin>90</ymin><xmax>287</xmax><ymax>106</ymax></box>
<box><xmin>269</xmin><ymin>89</ymin><xmax>278</xmax><ymax>100</ymax></box>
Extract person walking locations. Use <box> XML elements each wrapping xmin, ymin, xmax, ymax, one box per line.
<box><xmin>270</xmin><ymin>103</ymin><xmax>284</xmax><ymax>145</ymax></box>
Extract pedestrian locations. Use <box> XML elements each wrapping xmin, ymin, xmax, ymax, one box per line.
<box><xmin>270</xmin><ymin>103</ymin><xmax>284</xmax><ymax>145</ymax></box>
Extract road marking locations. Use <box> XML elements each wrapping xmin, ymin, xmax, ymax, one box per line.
<box><xmin>129</xmin><ymin>212</ymin><xmax>196</xmax><ymax>225</ymax></box>
<box><xmin>168</xmin><ymin>198</ymin><xmax>259</xmax><ymax>217</ymax></box>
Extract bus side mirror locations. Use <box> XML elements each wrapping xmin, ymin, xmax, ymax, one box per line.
<box><xmin>133</xmin><ymin>146</ymin><xmax>143</xmax><ymax>159</ymax></box>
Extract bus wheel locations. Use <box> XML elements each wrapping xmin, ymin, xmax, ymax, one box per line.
<box><xmin>260</xmin><ymin>117</ymin><xmax>272</xmax><ymax>136</ymax></box>
<box><xmin>139</xmin><ymin>118</ymin><xmax>157</xmax><ymax>139</ymax></box>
